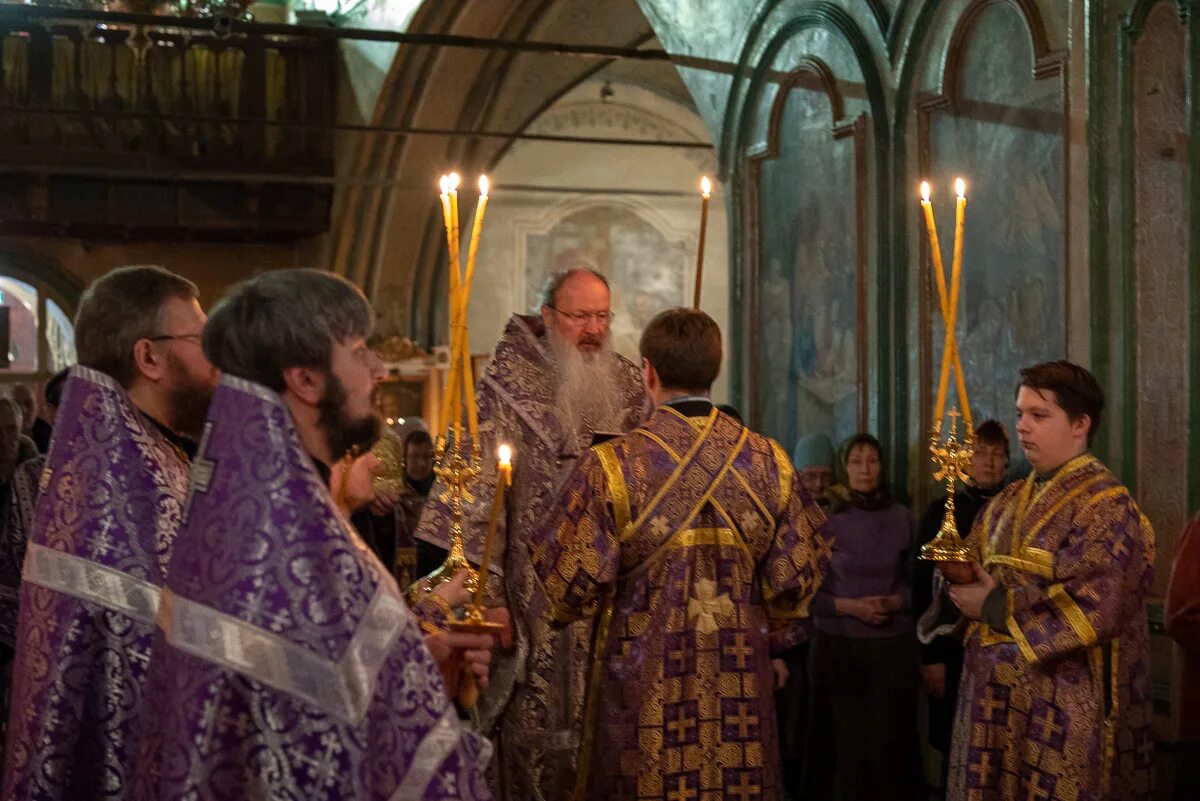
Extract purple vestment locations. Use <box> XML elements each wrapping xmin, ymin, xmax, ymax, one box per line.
<box><xmin>134</xmin><ymin>374</ymin><xmax>492</xmax><ymax>800</ymax></box>
<box><xmin>2</xmin><ymin>366</ymin><xmax>191</xmax><ymax>800</ymax></box>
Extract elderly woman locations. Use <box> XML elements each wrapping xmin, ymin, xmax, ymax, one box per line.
<box><xmin>802</xmin><ymin>434</ymin><xmax>922</xmax><ymax>801</ymax></box>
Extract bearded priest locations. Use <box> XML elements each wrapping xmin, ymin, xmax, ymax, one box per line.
<box><xmin>415</xmin><ymin>266</ymin><xmax>647</xmax><ymax>801</ymax></box>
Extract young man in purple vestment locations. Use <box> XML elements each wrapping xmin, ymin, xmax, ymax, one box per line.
<box><xmin>529</xmin><ymin>308</ymin><xmax>832</xmax><ymax>801</ymax></box>
<box><xmin>2</xmin><ymin>265</ymin><xmax>220</xmax><ymax>801</ymax></box>
<box><xmin>942</xmin><ymin>361</ymin><xmax>1155</xmax><ymax>801</ymax></box>
<box><xmin>134</xmin><ymin>268</ymin><xmax>495</xmax><ymax>801</ymax></box>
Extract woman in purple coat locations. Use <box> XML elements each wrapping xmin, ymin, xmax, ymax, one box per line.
<box><xmin>801</xmin><ymin>434</ymin><xmax>923</xmax><ymax>801</ymax></box>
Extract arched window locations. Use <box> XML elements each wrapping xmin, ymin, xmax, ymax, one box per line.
<box><xmin>0</xmin><ymin>273</ymin><xmax>76</xmax><ymax>383</ymax></box>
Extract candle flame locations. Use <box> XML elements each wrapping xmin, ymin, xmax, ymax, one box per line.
<box><xmin>955</xmin><ymin>177</ymin><xmax>966</xmax><ymax>198</ymax></box>
<box><xmin>448</xmin><ymin>172</ymin><xmax>461</xmax><ymax>192</ymax></box>
<box><xmin>498</xmin><ymin>444</ymin><xmax>512</xmax><ymax>466</ymax></box>
<box><xmin>439</xmin><ymin>175</ymin><xmax>450</xmax><ymax>195</ymax></box>
<box><xmin>479</xmin><ymin>175</ymin><xmax>490</xmax><ymax>197</ymax></box>
<box><xmin>920</xmin><ymin>181</ymin><xmax>931</xmax><ymax>202</ymax></box>
<box><xmin>700</xmin><ymin>175</ymin><xmax>712</xmax><ymax>198</ymax></box>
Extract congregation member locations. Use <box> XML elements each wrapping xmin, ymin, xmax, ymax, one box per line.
<box><xmin>914</xmin><ymin>419</ymin><xmax>1010</xmax><ymax>784</ymax></box>
<box><xmin>947</xmin><ymin>361</ymin><xmax>1154</xmax><ymax>800</ymax></box>
<box><xmin>416</xmin><ymin>266</ymin><xmax>646</xmax><ymax>800</ymax></box>
<box><xmin>134</xmin><ymin>268</ymin><xmax>494</xmax><ymax>800</ymax></box>
<box><xmin>30</xmin><ymin>368</ymin><xmax>67</xmax><ymax>454</ymax></box>
<box><xmin>804</xmin><ymin>434</ymin><xmax>923</xmax><ymax>801</ymax></box>
<box><xmin>3</xmin><ymin>266</ymin><xmax>218</xmax><ymax>801</ymax></box>
<box><xmin>530</xmin><ymin>307</ymin><xmax>831</xmax><ymax>801</ymax></box>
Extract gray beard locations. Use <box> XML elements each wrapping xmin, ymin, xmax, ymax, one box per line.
<box><xmin>548</xmin><ymin>328</ymin><xmax>624</xmax><ymax>442</ymax></box>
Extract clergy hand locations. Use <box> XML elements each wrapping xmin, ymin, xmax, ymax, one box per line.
<box><xmin>947</xmin><ymin>563</ymin><xmax>996</xmax><ymax>621</ymax></box>
<box><xmin>922</xmin><ymin>663</ymin><xmax>947</xmax><ymax>699</ymax></box>
<box><xmin>432</xmin><ymin>569</ymin><xmax>472</xmax><ymax>609</ymax></box>
<box><xmin>770</xmin><ymin>658</ymin><xmax>789</xmax><ymax>690</ymax></box>
<box><xmin>425</xmin><ymin>631</ymin><xmax>493</xmax><ymax>691</ymax></box>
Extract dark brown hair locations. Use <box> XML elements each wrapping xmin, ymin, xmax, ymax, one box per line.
<box><xmin>974</xmin><ymin>419</ymin><xmax>1009</xmax><ymax>457</ymax></box>
<box><xmin>1017</xmin><ymin>360</ymin><xmax>1104</xmax><ymax>444</ymax></box>
<box><xmin>638</xmin><ymin>308</ymin><xmax>722</xmax><ymax>392</ymax></box>
<box><xmin>75</xmin><ymin>266</ymin><xmax>199</xmax><ymax>388</ymax></box>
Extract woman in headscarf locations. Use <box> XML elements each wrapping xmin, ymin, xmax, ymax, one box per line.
<box><xmin>802</xmin><ymin>433</ymin><xmax>922</xmax><ymax>801</ymax></box>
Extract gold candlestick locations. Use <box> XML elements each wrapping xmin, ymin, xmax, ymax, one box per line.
<box><xmin>417</xmin><ymin>424</ymin><xmax>482</xmax><ymax>592</ymax></box>
<box><xmin>918</xmin><ymin>178</ymin><xmax>975</xmax><ymax>579</ymax></box>
<box><xmin>693</xmin><ymin>176</ymin><xmax>711</xmax><ymax>309</ymax></box>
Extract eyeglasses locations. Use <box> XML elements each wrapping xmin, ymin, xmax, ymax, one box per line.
<box><xmin>148</xmin><ymin>334</ymin><xmax>203</xmax><ymax>344</ymax></box>
<box><xmin>547</xmin><ymin>307</ymin><xmax>615</xmax><ymax>326</ymax></box>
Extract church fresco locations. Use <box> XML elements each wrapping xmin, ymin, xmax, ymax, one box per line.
<box><xmin>923</xmin><ymin>2</ymin><xmax>1065</xmax><ymax>436</ymax></box>
<box><xmin>755</xmin><ymin>82</ymin><xmax>861</xmax><ymax>453</ymax></box>
<box><xmin>524</xmin><ymin>204</ymin><xmax>687</xmax><ymax>361</ymax></box>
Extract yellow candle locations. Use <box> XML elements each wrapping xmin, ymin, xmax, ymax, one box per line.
<box><xmin>694</xmin><ymin>176</ymin><xmax>711</xmax><ymax>309</ymax></box>
<box><xmin>949</xmin><ymin>178</ymin><xmax>971</xmax><ymax>427</ymax></box>
<box><xmin>464</xmin><ymin>176</ymin><xmax>489</xmax><ymax>299</ymax></box>
<box><xmin>920</xmin><ymin>181</ymin><xmax>952</xmax><ymax>422</ymax></box>
<box><xmin>457</xmin><ymin>175</ymin><xmax>489</xmax><ymax>436</ymax></box>
<box><xmin>474</xmin><ymin>444</ymin><xmax>512</xmax><ymax>609</ymax></box>
<box><xmin>446</xmin><ymin>173</ymin><xmax>464</xmax><ymax>430</ymax></box>
<box><xmin>438</xmin><ymin>175</ymin><xmax>460</xmax><ymax>430</ymax></box>
<box><xmin>461</xmin><ymin>345</ymin><xmax>479</xmax><ymax>440</ymax></box>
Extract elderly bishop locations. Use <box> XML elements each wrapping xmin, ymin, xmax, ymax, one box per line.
<box><xmin>415</xmin><ymin>266</ymin><xmax>646</xmax><ymax>800</ymax></box>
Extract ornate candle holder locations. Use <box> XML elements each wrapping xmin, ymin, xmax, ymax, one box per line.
<box><xmin>413</xmin><ymin>423</ymin><xmax>482</xmax><ymax>593</ymax></box>
<box><xmin>921</xmin><ymin>410</ymin><xmax>975</xmax><ymax>583</ymax></box>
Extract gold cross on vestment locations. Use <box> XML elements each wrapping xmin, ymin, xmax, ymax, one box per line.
<box><xmin>969</xmin><ymin>752</ymin><xmax>994</xmax><ymax>785</ymax></box>
<box><xmin>1022</xmin><ymin>771</ymin><xmax>1053</xmax><ymax>801</ymax></box>
<box><xmin>667</xmin><ymin>775</ymin><xmax>698</xmax><ymax>801</ymax></box>
<box><xmin>727</xmin><ymin>701</ymin><xmax>758</xmax><ymax>738</ymax></box>
<box><xmin>727</xmin><ymin>771</ymin><xmax>760</xmax><ymax>801</ymax></box>
<box><xmin>721</xmin><ymin>631</ymin><xmax>753</xmax><ymax>670</ymax></box>
<box><xmin>1034</xmin><ymin>708</ymin><xmax>1064</xmax><ymax>741</ymax></box>
<box><xmin>666</xmin><ymin>706</ymin><xmax>696</xmax><ymax>742</ymax></box>
<box><xmin>979</xmin><ymin>688</ymin><xmax>1007</xmax><ymax>722</ymax></box>
<box><xmin>651</xmin><ymin>516</ymin><xmax>671</xmax><ymax>540</ymax></box>
<box><xmin>688</xmin><ymin>579</ymin><xmax>734</xmax><ymax>635</ymax></box>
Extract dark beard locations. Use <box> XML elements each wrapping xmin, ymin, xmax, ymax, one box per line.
<box><xmin>318</xmin><ymin>372</ymin><xmax>382</xmax><ymax>460</ymax></box>
<box><xmin>165</xmin><ymin>356</ymin><xmax>215</xmax><ymax>439</ymax></box>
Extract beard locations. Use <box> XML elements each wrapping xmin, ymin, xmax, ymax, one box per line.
<box><xmin>547</xmin><ymin>326</ymin><xmax>623</xmax><ymax>439</ymax></box>
<box><xmin>164</xmin><ymin>353</ymin><xmax>217</xmax><ymax>439</ymax></box>
<box><xmin>318</xmin><ymin>372</ymin><xmax>382</xmax><ymax>460</ymax></box>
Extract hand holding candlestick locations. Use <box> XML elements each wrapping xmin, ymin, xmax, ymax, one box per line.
<box><xmin>449</xmin><ymin>444</ymin><xmax>512</xmax><ymax>710</ymax></box>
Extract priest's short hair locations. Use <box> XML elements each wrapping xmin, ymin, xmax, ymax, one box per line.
<box><xmin>639</xmin><ymin>307</ymin><xmax>722</xmax><ymax>393</ymax></box>
<box><xmin>203</xmin><ymin>268</ymin><xmax>372</xmax><ymax>391</ymax></box>
<box><xmin>75</xmin><ymin>265</ymin><xmax>199</xmax><ymax>388</ymax></box>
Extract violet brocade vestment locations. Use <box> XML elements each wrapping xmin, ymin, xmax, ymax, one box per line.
<box><xmin>2</xmin><ymin>366</ymin><xmax>191</xmax><ymax>800</ymax></box>
<box><xmin>133</xmin><ymin>374</ymin><xmax>492</xmax><ymax>800</ymax></box>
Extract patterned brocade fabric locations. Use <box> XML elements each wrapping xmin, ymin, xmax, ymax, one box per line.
<box><xmin>0</xmin><ymin>454</ymin><xmax>46</xmax><ymax>646</ymax></box>
<box><xmin>949</xmin><ymin>454</ymin><xmax>1156</xmax><ymax>801</ymax></box>
<box><xmin>415</xmin><ymin>314</ymin><xmax>646</xmax><ymax>801</ymax></box>
<box><xmin>133</xmin><ymin>375</ymin><xmax>491</xmax><ymax>801</ymax></box>
<box><xmin>530</xmin><ymin>406</ymin><xmax>832</xmax><ymax>801</ymax></box>
<box><xmin>2</xmin><ymin>366</ymin><xmax>191</xmax><ymax>801</ymax></box>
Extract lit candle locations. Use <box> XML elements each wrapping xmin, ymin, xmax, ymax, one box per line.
<box><xmin>463</xmin><ymin>175</ymin><xmax>489</xmax><ymax>300</ymax></box>
<box><xmin>438</xmin><ymin>175</ymin><xmax>460</xmax><ymax>430</ymax></box>
<box><xmin>920</xmin><ymin>181</ymin><xmax>952</xmax><ymax>422</ymax></box>
<box><xmin>949</xmin><ymin>178</ymin><xmax>972</xmax><ymax>427</ymax></box>
<box><xmin>473</xmin><ymin>444</ymin><xmax>513</xmax><ymax>609</ymax></box>
<box><xmin>446</xmin><ymin>172</ymin><xmax>464</xmax><ymax>431</ymax></box>
<box><xmin>693</xmin><ymin>176</ymin><xmax>712</xmax><ymax>309</ymax></box>
<box><xmin>456</xmin><ymin>175</ymin><xmax>489</xmax><ymax>440</ymax></box>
